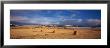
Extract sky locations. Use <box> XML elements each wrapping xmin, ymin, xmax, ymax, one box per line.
<box><xmin>10</xmin><ymin>10</ymin><xmax>101</xmax><ymax>27</ymax></box>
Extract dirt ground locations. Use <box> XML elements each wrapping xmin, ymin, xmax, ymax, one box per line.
<box><xmin>10</xmin><ymin>26</ymin><xmax>101</xmax><ymax>39</ymax></box>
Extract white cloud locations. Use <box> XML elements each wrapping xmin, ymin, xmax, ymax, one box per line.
<box><xmin>10</xmin><ymin>16</ymin><xmax>29</xmax><ymax>21</ymax></box>
<box><xmin>10</xmin><ymin>16</ymin><xmax>101</xmax><ymax>27</ymax></box>
<box><xmin>63</xmin><ymin>19</ymin><xmax>82</xmax><ymax>22</ymax></box>
<box><xmin>10</xmin><ymin>16</ymin><xmax>59</xmax><ymax>25</ymax></box>
<box><xmin>87</xmin><ymin>19</ymin><xmax>101</xmax><ymax>26</ymax></box>
<box><xmin>71</xmin><ymin>14</ymin><xmax>76</xmax><ymax>17</ymax></box>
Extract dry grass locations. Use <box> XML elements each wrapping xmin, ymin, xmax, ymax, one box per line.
<box><xmin>10</xmin><ymin>26</ymin><xmax>101</xmax><ymax>39</ymax></box>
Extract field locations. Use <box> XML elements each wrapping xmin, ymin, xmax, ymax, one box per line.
<box><xmin>10</xmin><ymin>26</ymin><xmax>101</xmax><ymax>39</ymax></box>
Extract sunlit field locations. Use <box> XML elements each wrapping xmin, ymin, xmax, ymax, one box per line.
<box><xmin>10</xmin><ymin>10</ymin><xmax>101</xmax><ymax>39</ymax></box>
<box><xmin>10</xmin><ymin>26</ymin><xmax>101</xmax><ymax>39</ymax></box>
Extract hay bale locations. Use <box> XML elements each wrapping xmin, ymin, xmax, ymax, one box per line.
<box><xmin>73</xmin><ymin>31</ymin><xmax>77</xmax><ymax>35</ymax></box>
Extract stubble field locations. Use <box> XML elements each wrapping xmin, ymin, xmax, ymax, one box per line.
<box><xmin>10</xmin><ymin>26</ymin><xmax>101</xmax><ymax>39</ymax></box>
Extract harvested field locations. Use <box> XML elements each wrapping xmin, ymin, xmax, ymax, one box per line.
<box><xmin>10</xmin><ymin>26</ymin><xmax>101</xmax><ymax>39</ymax></box>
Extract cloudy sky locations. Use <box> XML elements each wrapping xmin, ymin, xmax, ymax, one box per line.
<box><xmin>10</xmin><ymin>10</ymin><xmax>101</xmax><ymax>27</ymax></box>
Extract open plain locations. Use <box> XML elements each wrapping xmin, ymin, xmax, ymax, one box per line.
<box><xmin>10</xmin><ymin>26</ymin><xmax>101</xmax><ymax>39</ymax></box>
